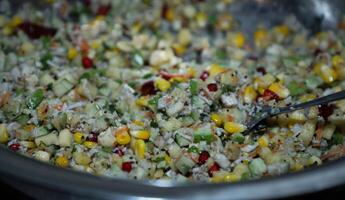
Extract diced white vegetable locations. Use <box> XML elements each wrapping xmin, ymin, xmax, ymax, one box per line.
<box><xmin>58</xmin><ymin>129</ymin><xmax>73</xmax><ymax>147</ymax></box>
<box><xmin>322</xmin><ymin>124</ymin><xmax>336</xmax><ymax>140</ymax></box>
<box><xmin>221</xmin><ymin>93</ymin><xmax>238</xmax><ymax>107</ymax></box>
<box><xmin>35</xmin><ymin>133</ymin><xmax>59</xmax><ymax>146</ymax></box>
<box><xmin>34</xmin><ymin>150</ymin><xmax>50</xmax><ymax>162</ymax></box>
<box><xmin>214</xmin><ymin>153</ymin><xmax>230</xmax><ymax>169</ymax></box>
<box><xmin>98</xmin><ymin>128</ymin><xmax>115</xmax><ymax>147</ymax></box>
<box><xmin>166</xmin><ymin>101</ymin><xmax>184</xmax><ymax>116</ymax></box>
<box><xmin>298</xmin><ymin>119</ymin><xmax>317</xmax><ymax>145</ymax></box>
<box><xmin>53</xmin><ymin>79</ymin><xmax>74</xmax><ymax>97</ymax></box>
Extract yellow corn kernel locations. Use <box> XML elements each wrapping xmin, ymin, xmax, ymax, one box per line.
<box><xmin>224</xmin><ymin>122</ymin><xmax>247</xmax><ymax>134</ymax></box>
<box><xmin>170</xmin><ymin>76</ymin><xmax>188</xmax><ymax>83</ymax></box>
<box><xmin>243</xmin><ymin>86</ymin><xmax>257</xmax><ymax>104</ymax></box>
<box><xmin>67</xmin><ymin>47</ymin><xmax>78</xmax><ymax>60</ymax></box>
<box><xmin>274</xmin><ymin>25</ymin><xmax>289</xmax><ymax>37</ymax></box>
<box><xmin>135</xmin><ymin>139</ymin><xmax>146</xmax><ymax>159</ymax></box>
<box><xmin>84</xmin><ymin>141</ymin><xmax>97</xmax><ymax>149</ymax></box>
<box><xmin>233</xmin><ymin>32</ymin><xmax>245</xmax><ymax>48</ymax></box>
<box><xmin>133</xmin><ymin>120</ymin><xmax>145</xmax><ymax>126</ymax></box>
<box><xmin>73</xmin><ymin>152</ymin><xmax>91</xmax><ymax>165</ymax></box>
<box><xmin>0</xmin><ymin>124</ymin><xmax>9</xmax><ymax>144</ymax></box>
<box><xmin>155</xmin><ymin>77</ymin><xmax>171</xmax><ymax>92</ymax></box>
<box><xmin>74</xmin><ymin>132</ymin><xmax>85</xmax><ymax>144</ymax></box>
<box><xmin>254</xmin><ymin>28</ymin><xmax>269</xmax><ymax>48</ymax></box>
<box><xmin>91</xmin><ymin>40</ymin><xmax>101</xmax><ymax>49</ymax></box>
<box><xmin>332</xmin><ymin>55</ymin><xmax>344</xmax><ymax>66</ymax></box>
<box><xmin>289</xmin><ymin>110</ymin><xmax>306</xmax><ymax>124</ymax></box>
<box><xmin>115</xmin><ymin>127</ymin><xmax>131</xmax><ymax>145</ymax></box>
<box><xmin>211</xmin><ymin>113</ymin><xmax>223</xmax><ymax>127</ymax></box>
<box><xmin>2</xmin><ymin>25</ymin><xmax>13</xmax><ymax>35</ymax></box>
<box><xmin>178</xmin><ymin>28</ymin><xmax>192</xmax><ymax>46</ymax></box>
<box><xmin>165</xmin><ymin>154</ymin><xmax>172</xmax><ymax>165</ymax></box>
<box><xmin>20</xmin><ymin>141</ymin><xmax>36</xmax><ymax>149</ymax></box>
<box><xmin>258</xmin><ymin>136</ymin><xmax>269</xmax><ymax>148</ymax></box>
<box><xmin>195</xmin><ymin>12</ymin><xmax>207</xmax><ymax>27</ymax></box>
<box><xmin>307</xmin><ymin>156</ymin><xmax>322</xmax><ymax>166</ymax></box>
<box><xmin>172</xmin><ymin>43</ymin><xmax>186</xmax><ymax>56</ymax></box>
<box><xmin>209</xmin><ymin>64</ymin><xmax>226</xmax><ymax>77</ymax></box>
<box><xmin>136</xmin><ymin>96</ymin><xmax>149</xmax><ymax>107</ymax></box>
<box><xmin>210</xmin><ymin>175</ymin><xmax>224</xmax><ymax>183</ymax></box>
<box><xmin>299</xmin><ymin>93</ymin><xmax>317</xmax><ymax>102</ymax></box>
<box><xmin>320</xmin><ymin>66</ymin><xmax>337</xmax><ymax>84</ymax></box>
<box><xmin>268</xmin><ymin>82</ymin><xmax>290</xmax><ymax>99</ymax></box>
<box><xmin>23</xmin><ymin>124</ymin><xmax>36</xmax><ymax>132</ymax></box>
<box><xmin>130</xmin><ymin>130</ymin><xmax>150</xmax><ymax>140</ymax></box>
<box><xmin>56</xmin><ymin>156</ymin><xmax>69</xmax><ymax>168</ymax></box>
<box><xmin>224</xmin><ymin>173</ymin><xmax>240</xmax><ymax>182</ymax></box>
<box><xmin>21</xmin><ymin>42</ymin><xmax>35</xmax><ymax>54</ymax></box>
<box><xmin>291</xmin><ymin>162</ymin><xmax>304</xmax><ymax>172</ymax></box>
<box><xmin>276</xmin><ymin>73</ymin><xmax>285</xmax><ymax>84</ymax></box>
<box><xmin>186</xmin><ymin>67</ymin><xmax>197</xmax><ymax>78</ymax></box>
<box><xmin>9</xmin><ymin>15</ymin><xmax>23</xmax><ymax>27</ymax></box>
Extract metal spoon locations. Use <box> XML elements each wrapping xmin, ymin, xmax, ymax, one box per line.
<box><xmin>244</xmin><ymin>90</ymin><xmax>345</xmax><ymax>134</ymax></box>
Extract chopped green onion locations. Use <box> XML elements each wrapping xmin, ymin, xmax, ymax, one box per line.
<box><xmin>189</xmin><ymin>79</ymin><xmax>198</xmax><ymax>95</ymax></box>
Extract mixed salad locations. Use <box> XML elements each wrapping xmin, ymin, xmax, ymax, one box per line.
<box><xmin>1</xmin><ymin>0</ymin><xmax>345</xmax><ymax>183</ymax></box>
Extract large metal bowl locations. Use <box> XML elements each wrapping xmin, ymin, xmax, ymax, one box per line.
<box><xmin>1</xmin><ymin>0</ymin><xmax>345</xmax><ymax>199</ymax></box>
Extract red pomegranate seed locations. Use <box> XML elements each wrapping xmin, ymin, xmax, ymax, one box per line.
<box><xmin>161</xmin><ymin>3</ymin><xmax>169</xmax><ymax>19</ymax></box>
<box><xmin>9</xmin><ymin>143</ymin><xmax>20</xmax><ymax>151</ymax></box>
<box><xmin>122</xmin><ymin>162</ymin><xmax>132</xmax><ymax>172</ymax></box>
<box><xmin>318</xmin><ymin>104</ymin><xmax>335</xmax><ymax>120</ymax></box>
<box><xmin>87</xmin><ymin>133</ymin><xmax>98</xmax><ymax>143</ymax></box>
<box><xmin>208</xmin><ymin>162</ymin><xmax>220</xmax><ymax>177</ymax></box>
<box><xmin>259</xmin><ymin>89</ymin><xmax>279</xmax><ymax>101</ymax></box>
<box><xmin>97</xmin><ymin>5</ymin><xmax>111</xmax><ymax>16</ymax></box>
<box><xmin>82</xmin><ymin>56</ymin><xmax>93</xmax><ymax>69</ymax></box>
<box><xmin>198</xmin><ymin>151</ymin><xmax>210</xmax><ymax>165</ymax></box>
<box><xmin>113</xmin><ymin>148</ymin><xmax>124</xmax><ymax>157</ymax></box>
<box><xmin>207</xmin><ymin>83</ymin><xmax>218</xmax><ymax>92</ymax></box>
<box><xmin>140</xmin><ymin>80</ymin><xmax>157</xmax><ymax>95</ymax></box>
<box><xmin>17</xmin><ymin>22</ymin><xmax>57</xmax><ymax>39</ymax></box>
<box><xmin>256</xmin><ymin>67</ymin><xmax>266</xmax><ymax>75</ymax></box>
<box><xmin>199</xmin><ymin>71</ymin><xmax>209</xmax><ymax>81</ymax></box>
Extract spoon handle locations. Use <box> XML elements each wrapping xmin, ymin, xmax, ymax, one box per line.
<box><xmin>273</xmin><ymin>90</ymin><xmax>345</xmax><ymax>116</ymax></box>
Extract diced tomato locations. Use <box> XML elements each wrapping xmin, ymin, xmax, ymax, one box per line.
<box><xmin>198</xmin><ymin>151</ymin><xmax>210</xmax><ymax>165</ymax></box>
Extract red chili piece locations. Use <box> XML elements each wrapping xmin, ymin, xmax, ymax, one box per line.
<box><xmin>122</xmin><ymin>162</ymin><xmax>132</xmax><ymax>172</ymax></box>
<box><xmin>140</xmin><ymin>80</ymin><xmax>157</xmax><ymax>95</ymax></box>
<box><xmin>199</xmin><ymin>71</ymin><xmax>209</xmax><ymax>81</ymax></box>
<box><xmin>208</xmin><ymin>162</ymin><xmax>220</xmax><ymax>177</ymax></box>
<box><xmin>97</xmin><ymin>5</ymin><xmax>111</xmax><ymax>16</ymax></box>
<box><xmin>82</xmin><ymin>56</ymin><xmax>93</xmax><ymax>69</ymax></box>
<box><xmin>17</xmin><ymin>22</ymin><xmax>57</xmax><ymax>39</ymax></box>
<box><xmin>9</xmin><ymin>143</ymin><xmax>20</xmax><ymax>151</ymax></box>
<box><xmin>207</xmin><ymin>83</ymin><xmax>218</xmax><ymax>92</ymax></box>
<box><xmin>318</xmin><ymin>104</ymin><xmax>334</xmax><ymax>120</ymax></box>
<box><xmin>198</xmin><ymin>151</ymin><xmax>210</xmax><ymax>165</ymax></box>
<box><xmin>87</xmin><ymin>133</ymin><xmax>98</xmax><ymax>143</ymax></box>
<box><xmin>259</xmin><ymin>89</ymin><xmax>279</xmax><ymax>101</ymax></box>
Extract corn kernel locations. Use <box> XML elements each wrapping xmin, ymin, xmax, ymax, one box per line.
<box><xmin>115</xmin><ymin>127</ymin><xmax>131</xmax><ymax>145</ymax></box>
<box><xmin>196</xmin><ymin>12</ymin><xmax>207</xmax><ymax>27</ymax></box>
<box><xmin>130</xmin><ymin>130</ymin><xmax>150</xmax><ymax>140</ymax></box>
<box><xmin>211</xmin><ymin>113</ymin><xmax>223</xmax><ymax>127</ymax></box>
<box><xmin>274</xmin><ymin>25</ymin><xmax>289</xmax><ymax>37</ymax></box>
<box><xmin>258</xmin><ymin>136</ymin><xmax>269</xmax><ymax>148</ymax></box>
<box><xmin>74</xmin><ymin>132</ymin><xmax>85</xmax><ymax>144</ymax></box>
<box><xmin>155</xmin><ymin>77</ymin><xmax>171</xmax><ymax>92</ymax></box>
<box><xmin>243</xmin><ymin>86</ymin><xmax>257</xmax><ymax>104</ymax></box>
<box><xmin>73</xmin><ymin>152</ymin><xmax>91</xmax><ymax>165</ymax></box>
<box><xmin>209</xmin><ymin>64</ymin><xmax>226</xmax><ymax>77</ymax></box>
<box><xmin>291</xmin><ymin>162</ymin><xmax>304</xmax><ymax>172</ymax></box>
<box><xmin>9</xmin><ymin>15</ymin><xmax>23</xmax><ymax>27</ymax></box>
<box><xmin>307</xmin><ymin>156</ymin><xmax>322</xmax><ymax>166</ymax></box>
<box><xmin>56</xmin><ymin>156</ymin><xmax>69</xmax><ymax>168</ymax></box>
<box><xmin>210</xmin><ymin>175</ymin><xmax>224</xmax><ymax>183</ymax></box>
<box><xmin>289</xmin><ymin>110</ymin><xmax>306</xmax><ymax>124</ymax></box>
<box><xmin>254</xmin><ymin>28</ymin><xmax>269</xmax><ymax>48</ymax></box>
<box><xmin>233</xmin><ymin>32</ymin><xmax>245</xmax><ymax>48</ymax></box>
<box><xmin>133</xmin><ymin>120</ymin><xmax>145</xmax><ymax>126</ymax></box>
<box><xmin>136</xmin><ymin>96</ymin><xmax>149</xmax><ymax>107</ymax></box>
<box><xmin>2</xmin><ymin>25</ymin><xmax>13</xmax><ymax>35</ymax></box>
<box><xmin>320</xmin><ymin>65</ymin><xmax>337</xmax><ymax>84</ymax></box>
<box><xmin>165</xmin><ymin>154</ymin><xmax>172</xmax><ymax>165</ymax></box>
<box><xmin>67</xmin><ymin>47</ymin><xmax>78</xmax><ymax>60</ymax></box>
<box><xmin>23</xmin><ymin>124</ymin><xmax>36</xmax><ymax>132</ymax></box>
<box><xmin>332</xmin><ymin>55</ymin><xmax>344</xmax><ymax>66</ymax></box>
<box><xmin>224</xmin><ymin>122</ymin><xmax>247</xmax><ymax>134</ymax></box>
<box><xmin>186</xmin><ymin>67</ymin><xmax>197</xmax><ymax>78</ymax></box>
<box><xmin>21</xmin><ymin>42</ymin><xmax>35</xmax><ymax>54</ymax></box>
<box><xmin>0</xmin><ymin>124</ymin><xmax>9</xmax><ymax>144</ymax></box>
<box><xmin>224</xmin><ymin>173</ymin><xmax>240</xmax><ymax>182</ymax></box>
<box><xmin>299</xmin><ymin>93</ymin><xmax>317</xmax><ymax>102</ymax></box>
<box><xmin>91</xmin><ymin>40</ymin><xmax>101</xmax><ymax>49</ymax></box>
<box><xmin>268</xmin><ymin>82</ymin><xmax>290</xmax><ymax>99</ymax></box>
<box><xmin>178</xmin><ymin>28</ymin><xmax>192</xmax><ymax>46</ymax></box>
<box><xmin>84</xmin><ymin>141</ymin><xmax>97</xmax><ymax>149</ymax></box>
<box><xmin>135</xmin><ymin>139</ymin><xmax>146</xmax><ymax>159</ymax></box>
<box><xmin>172</xmin><ymin>43</ymin><xmax>186</xmax><ymax>55</ymax></box>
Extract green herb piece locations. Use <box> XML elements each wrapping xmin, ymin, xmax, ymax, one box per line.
<box><xmin>287</xmin><ymin>81</ymin><xmax>306</xmax><ymax>96</ymax></box>
<box><xmin>232</xmin><ymin>133</ymin><xmax>245</xmax><ymax>144</ymax></box>
<box><xmin>194</xmin><ymin>124</ymin><xmax>214</xmax><ymax>143</ymax></box>
<box><xmin>187</xmin><ymin>146</ymin><xmax>199</xmax><ymax>153</ymax></box>
<box><xmin>332</xmin><ymin>132</ymin><xmax>344</xmax><ymax>145</ymax></box>
<box><xmin>189</xmin><ymin>79</ymin><xmax>198</xmax><ymax>95</ymax></box>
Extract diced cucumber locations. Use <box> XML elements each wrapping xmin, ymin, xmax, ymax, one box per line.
<box><xmin>53</xmin><ymin>79</ymin><xmax>73</xmax><ymax>97</ymax></box>
<box><xmin>175</xmin><ymin>133</ymin><xmax>190</xmax><ymax>147</ymax></box>
<box><xmin>16</xmin><ymin>114</ymin><xmax>30</xmax><ymax>125</ymax></box>
<box><xmin>32</xmin><ymin>127</ymin><xmax>49</xmax><ymax>138</ymax></box>
<box><xmin>26</xmin><ymin>89</ymin><xmax>44</xmax><ymax>109</ymax></box>
<box><xmin>52</xmin><ymin>112</ymin><xmax>67</xmax><ymax>130</ymax></box>
<box><xmin>194</xmin><ymin>123</ymin><xmax>214</xmax><ymax>143</ymax></box>
<box><xmin>232</xmin><ymin>133</ymin><xmax>245</xmax><ymax>144</ymax></box>
<box><xmin>175</xmin><ymin>155</ymin><xmax>196</xmax><ymax>175</ymax></box>
<box><xmin>249</xmin><ymin>158</ymin><xmax>267</xmax><ymax>177</ymax></box>
<box><xmin>34</xmin><ymin>132</ymin><xmax>59</xmax><ymax>146</ymax></box>
<box><xmin>189</xmin><ymin>79</ymin><xmax>198</xmax><ymax>95</ymax></box>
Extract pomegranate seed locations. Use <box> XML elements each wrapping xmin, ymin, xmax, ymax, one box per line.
<box><xmin>199</xmin><ymin>71</ymin><xmax>209</xmax><ymax>81</ymax></box>
<box><xmin>256</xmin><ymin>67</ymin><xmax>266</xmax><ymax>75</ymax></box>
<box><xmin>122</xmin><ymin>162</ymin><xmax>132</xmax><ymax>172</ymax></box>
<box><xmin>207</xmin><ymin>83</ymin><xmax>218</xmax><ymax>92</ymax></box>
<box><xmin>87</xmin><ymin>133</ymin><xmax>98</xmax><ymax>143</ymax></box>
<box><xmin>259</xmin><ymin>89</ymin><xmax>279</xmax><ymax>101</ymax></box>
<box><xmin>140</xmin><ymin>80</ymin><xmax>157</xmax><ymax>95</ymax></box>
<box><xmin>18</xmin><ymin>22</ymin><xmax>57</xmax><ymax>39</ymax></box>
<box><xmin>82</xmin><ymin>56</ymin><xmax>93</xmax><ymax>69</ymax></box>
<box><xmin>113</xmin><ymin>148</ymin><xmax>124</xmax><ymax>157</ymax></box>
<box><xmin>208</xmin><ymin>162</ymin><xmax>220</xmax><ymax>177</ymax></box>
<box><xmin>318</xmin><ymin>104</ymin><xmax>334</xmax><ymax>120</ymax></box>
<box><xmin>313</xmin><ymin>48</ymin><xmax>323</xmax><ymax>56</ymax></box>
<box><xmin>161</xmin><ymin>3</ymin><xmax>169</xmax><ymax>19</ymax></box>
<box><xmin>97</xmin><ymin>5</ymin><xmax>111</xmax><ymax>16</ymax></box>
<box><xmin>198</xmin><ymin>151</ymin><xmax>210</xmax><ymax>165</ymax></box>
<box><xmin>9</xmin><ymin>143</ymin><xmax>20</xmax><ymax>151</ymax></box>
